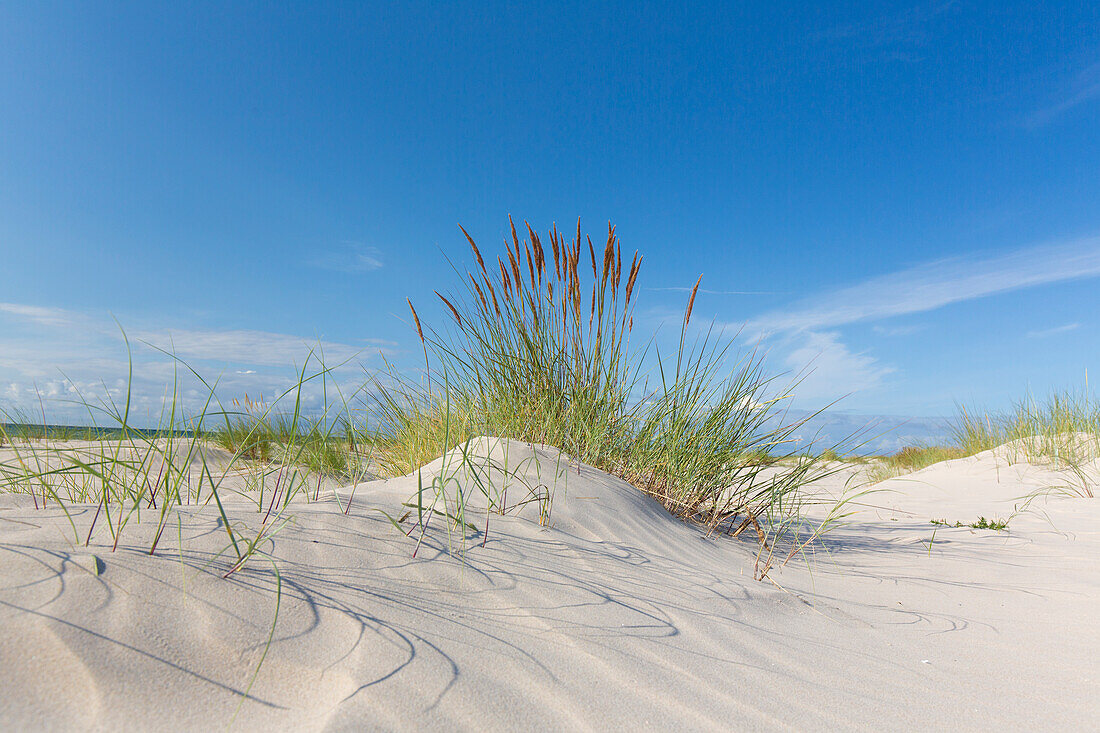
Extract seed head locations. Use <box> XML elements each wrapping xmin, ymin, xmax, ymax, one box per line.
<box><xmin>685</xmin><ymin>275</ymin><xmax>702</xmax><ymax>327</ymax></box>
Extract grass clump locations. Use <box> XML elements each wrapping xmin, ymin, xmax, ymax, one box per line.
<box><xmin>889</xmin><ymin>445</ymin><xmax>967</xmax><ymax>470</ymax></box>
<box><xmin>867</xmin><ymin>444</ymin><xmax>967</xmax><ymax>481</ymax></box>
<box><xmin>378</xmin><ymin>218</ymin><xmax>838</xmax><ymax>537</ymax></box>
<box><xmin>817</xmin><ymin>448</ymin><xmax>875</xmax><ymax>464</ymax></box>
<box><xmin>212</xmin><ymin>395</ymin><xmax>276</xmax><ymax>461</ymax></box>
<box><xmin>871</xmin><ymin>442</ymin><xmax>968</xmax><ymax>477</ymax></box>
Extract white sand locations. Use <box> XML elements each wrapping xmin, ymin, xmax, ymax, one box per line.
<box><xmin>1</xmin><ymin>437</ymin><xmax>1097</xmax><ymax>730</ymax></box>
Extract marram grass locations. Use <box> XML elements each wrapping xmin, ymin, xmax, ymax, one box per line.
<box><xmin>382</xmin><ymin>218</ymin><xmax>840</xmax><ymax>535</ymax></box>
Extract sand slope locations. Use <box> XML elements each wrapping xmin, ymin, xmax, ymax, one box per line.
<box><xmin>1</xmin><ymin>438</ymin><xmax>1097</xmax><ymax>730</ymax></box>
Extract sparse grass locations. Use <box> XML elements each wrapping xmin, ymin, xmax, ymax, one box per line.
<box><xmin>849</xmin><ymin>386</ymin><xmax>1100</xmax><ymax>490</ymax></box>
<box><xmin>954</xmin><ymin>386</ymin><xmax>1100</xmax><ymax>465</ymax></box>
<box><xmin>856</xmin><ymin>387</ymin><xmax>1099</xmax><ymax>508</ymax></box>
<box><xmin>208</xmin><ymin>395</ymin><xmax>370</xmax><ymax>482</ymax></box>
<box><xmin>1</xmin><ymin>405</ymin><xmax>115</xmax><ymax>443</ymax></box>
<box><xmin>952</xmin><ymin>385</ymin><xmax>1099</xmax><ymax>497</ymax></box>
<box><xmin>0</xmin><ymin>423</ymin><xmax>106</xmax><ymax>442</ymax></box>
<box><xmin>840</xmin><ymin>378</ymin><xmax>1100</xmax><ymax>488</ymax></box>
<box><xmin>399</xmin><ymin>434</ymin><xmax>567</xmax><ymax>558</ymax></box>
<box><xmin>890</xmin><ymin>445</ymin><xmax>967</xmax><ymax>470</ymax></box>
<box><xmin>0</xmin><ymin>342</ymin><xmax>376</xmax><ymax>703</ymax></box>
<box><xmin>865</xmin><ymin>444</ymin><xmax>968</xmax><ymax>482</ymax></box>
<box><xmin>0</xmin><ymin>343</ymin><xmax>370</xmax><ymax>554</ymax></box>
<box><xmin>815</xmin><ymin>449</ymin><xmax>873</xmax><ymax>464</ymax></box>
<box><xmin>743</xmin><ymin>447</ymin><xmax>781</xmax><ymax>466</ymax></box>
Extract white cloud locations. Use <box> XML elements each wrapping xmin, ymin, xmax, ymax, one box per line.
<box><xmin>822</xmin><ymin>1</ymin><xmax>957</xmax><ymax>48</ymax></box>
<box><xmin>311</xmin><ymin>242</ymin><xmax>384</xmax><ymax>272</ymax></box>
<box><xmin>0</xmin><ymin>303</ymin><xmax>387</xmax><ymax>425</ymax></box>
<box><xmin>872</xmin><ymin>324</ymin><xmax>925</xmax><ymax>337</ymax></box>
<box><xmin>1026</xmin><ymin>322</ymin><xmax>1080</xmax><ymax>339</ymax></box>
<box><xmin>133</xmin><ymin>328</ymin><xmax>365</xmax><ymax>367</ymax></box>
<box><xmin>1025</xmin><ymin>59</ymin><xmax>1100</xmax><ymax>129</ymax></box>
<box><xmin>783</xmin><ymin>331</ymin><xmax>894</xmax><ymax>402</ymax></box>
<box><xmin>0</xmin><ymin>303</ymin><xmax>84</xmax><ymax>329</ymax></box>
<box><xmin>646</xmin><ymin>287</ymin><xmax>779</xmax><ymax>296</ymax></box>
<box><xmin>747</xmin><ymin>236</ymin><xmax>1100</xmax><ymax>334</ymax></box>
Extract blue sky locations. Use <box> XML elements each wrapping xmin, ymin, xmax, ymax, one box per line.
<box><xmin>1</xmin><ymin>2</ymin><xmax>1099</xmax><ymax>444</ymax></box>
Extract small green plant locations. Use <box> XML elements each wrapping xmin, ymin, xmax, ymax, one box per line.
<box><xmin>930</xmin><ymin>516</ymin><xmax>1009</xmax><ymax>531</ymax></box>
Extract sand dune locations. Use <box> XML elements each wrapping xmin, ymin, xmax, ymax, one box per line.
<box><xmin>1</xmin><ymin>438</ymin><xmax>1097</xmax><ymax>730</ymax></box>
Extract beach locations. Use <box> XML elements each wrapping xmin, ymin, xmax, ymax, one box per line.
<box><xmin>2</xmin><ymin>437</ymin><xmax>1096</xmax><ymax>730</ymax></box>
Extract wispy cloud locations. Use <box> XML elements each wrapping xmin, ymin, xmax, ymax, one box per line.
<box><xmin>311</xmin><ymin>242</ymin><xmax>384</xmax><ymax>272</ymax></box>
<box><xmin>872</xmin><ymin>324</ymin><xmax>925</xmax><ymax>337</ymax></box>
<box><xmin>1025</xmin><ymin>59</ymin><xmax>1100</xmax><ymax>129</ymax></box>
<box><xmin>1026</xmin><ymin>322</ymin><xmax>1080</xmax><ymax>339</ymax></box>
<box><xmin>821</xmin><ymin>1</ymin><xmax>958</xmax><ymax>55</ymax></box>
<box><xmin>646</xmin><ymin>287</ymin><xmax>779</xmax><ymax>296</ymax></box>
<box><xmin>0</xmin><ymin>303</ymin><xmax>388</xmax><ymax>423</ymax></box>
<box><xmin>783</xmin><ymin>331</ymin><xmax>894</xmax><ymax>401</ymax></box>
<box><xmin>133</xmin><ymin>328</ymin><xmax>366</xmax><ymax>367</ymax></box>
<box><xmin>0</xmin><ymin>303</ymin><xmax>84</xmax><ymax>329</ymax></box>
<box><xmin>747</xmin><ymin>235</ymin><xmax>1100</xmax><ymax>334</ymax></box>
<box><xmin>0</xmin><ymin>302</ymin><xmax>375</xmax><ymax>369</ymax></box>
<box><xmin>736</xmin><ymin>236</ymin><xmax>1100</xmax><ymax>406</ymax></box>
